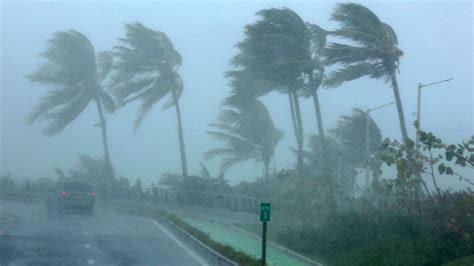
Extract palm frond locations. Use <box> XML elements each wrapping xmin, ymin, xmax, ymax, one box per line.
<box><xmin>112</xmin><ymin>22</ymin><xmax>184</xmax><ymax>130</ymax></box>
<box><xmin>41</xmin><ymin>91</ymin><xmax>92</xmax><ymax>136</ymax></box>
<box><xmin>324</xmin><ymin>63</ymin><xmax>372</xmax><ymax>88</ymax></box>
<box><xmin>330</xmin><ymin>3</ymin><xmax>385</xmax><ymax>48</ymax></box>
<box><xmin>205</xmin><ymin>97</ymin><xmax>283</xmax><ymax>174</ymax></box>
<box><xmin>27</xmin><ymin>30</ymin><xmax>96</xmax><ymax>86</ymax></box>
<box><xmin>97</xmin><ymin>51</ymin><xmax>114</xmax><ymax>82</ymax></box>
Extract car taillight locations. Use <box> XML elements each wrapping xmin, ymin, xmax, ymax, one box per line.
<box><xmin>60</xmin><ymin>192</ymin><xmax>67</xmax><ymax>196</ymax></box>
<box><xmin>91</xmin><ymin>192</ymin><xmax>96</xmax><ymax>197</ymax></box>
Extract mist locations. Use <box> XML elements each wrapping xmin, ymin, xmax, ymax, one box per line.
<box><xmin>1</xmin><ymin>1</ymin><xmax>472</xmax><ymax>187</ymax></box>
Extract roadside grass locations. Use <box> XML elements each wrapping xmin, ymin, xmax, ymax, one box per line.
<box><xmin>443</xmin><ymin>255</ymin><xmax>474</xmax><ymax>266</ymax></box>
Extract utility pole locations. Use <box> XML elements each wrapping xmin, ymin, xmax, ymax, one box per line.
<box><xmin>415</xmin><ymin>78</ymin><xmax>453</xmax><ymax>155</ymax></box>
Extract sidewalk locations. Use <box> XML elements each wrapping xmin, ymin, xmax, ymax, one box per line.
<box><xmin>179</xmin><ymin>215</ymin><xmax>320</xmax><ymax>266</ymax></box>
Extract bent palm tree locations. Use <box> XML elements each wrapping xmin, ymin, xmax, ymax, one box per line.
<box><xmin>226</xmin><ymin>8</ymin><xmax>312</xmax><ymax>174</ymax></box>
<box><xmin>112</xmin><ymin>22</ymin><xmax>188</xmax><ymax>177</ymax></box>
<box><xmin>27</xmin><ymin>30</ymin><xmax>116</xmax><ymax>177</ymax></box>
<box><xmin>305</xmin><ymin>23</ymin><xmax>328</xmax><ymax>139</ymax></box>
<box><xmin>324</xmin><ymin>3</ymin><xmax>407</xmax><ymax>140</ymax></box>
<box><xmin>331</xmin><ymin>108</ymin><xmax>383</xmax><ymax>182</ymax></box>
<box><xmin>204</xmin><ymin>96</ymin><xmax>283</xmax><ymax>179</ymax></box>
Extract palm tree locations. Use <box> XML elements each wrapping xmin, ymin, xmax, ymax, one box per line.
<box><xmin>204</xmin><ymin>96</ymin><xmax>283</xmax><ymax>179</ymax></box>
<box><xmin>305</xmin><ymin>23</ymin><xmax>329</xmax><ymax>139</ymax></box>
<box><xmin>27</xmin><ymin>30</ymin><xmax>116</xmax><ymax>178</ymax></box>
<box><xmin>330</xmin><ymin>108</ymin><xmax>383</xmax><ymax>181</ymax></box>
<box><xmin>226</xmin><ymin>8</ymin><xmax>313</xmax><ymax>174</ymax></box>
<box><xmin>324</xmin><ymin>3</ymin><xmax>407</xmax><ymax>140</ymax></box>
<box><xmin>111</xmin><ymin>22</ymin><xmax>188</xmax><ymax>177</ymax></box>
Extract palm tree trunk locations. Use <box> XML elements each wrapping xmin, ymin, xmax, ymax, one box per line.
<box><xmin>288</xmin><ymin>92</ymin><xmax>303</xmax><ymax>174</ymax></box>
<box><xmin>264</xmin><ymin>160</ymin><xmax>270</xmax><ymax>180</ymax></box>
<box><xmin>172</xmin><ymin>88</ymin><xmax>188</xmax><ymax>177</ymax></box>
<box><xmin>390</xmin><ymin>71</ymin><xmax>408</xmax><ymax>140</ymax></box>
<box><xmin>292</xmin><ymin>91</ymin><xmax>305</xmax><ymax>175</ymax></box>
<box><xmin>288</xmin><ymin>92</ymin><xmax>299</xmax><ymax>140</ymax></box>
<box><xmin>95</xmin><ymin>98</ymin><xmax>114</xmax><ymax>200</ymax></box>
<box><xmin>95</xmin><ymin>99</ymin><xmax>113</xmax><ymax>177</ymax></box>
<box><xmin>391</xmin><ymin>71</ymin><xmax>422</xmax><ymax>210</ymax></box>
<box><xmin>309</xmin><ymin>74</ymin><xmax>325</xmax><ymax>138</ymax></box>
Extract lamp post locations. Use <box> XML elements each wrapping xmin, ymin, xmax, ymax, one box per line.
<box><xmin>415</xmin><ymin>78</ymin><xmax>453</xmax><ymax>154</ymax></box>
<box><xmin>365</xmin><ymin>101</ymin><xmax>395</xmax><ymax>188</ymax></box>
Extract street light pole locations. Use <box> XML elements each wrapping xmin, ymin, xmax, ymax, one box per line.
<box><xmin>415</xmin><ymin>78</ymin><xmax>453</xmax><ymax>155</ymax></box>
<box><xmin>365</xmin><ymin>101</ymin><xmax>395</xmax><ymax>188</ymax></box>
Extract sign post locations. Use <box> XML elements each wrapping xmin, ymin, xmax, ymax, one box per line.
<box><xmin>260</xmin><ymin>202</ymin><xmax>271</xmax><ymax>266</ymax></box>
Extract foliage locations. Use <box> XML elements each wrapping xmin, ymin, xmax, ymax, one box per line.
<box><xmin>324</xmin><ymin>2</ymin><xmax>409</xmax><ymax>140</ymax></box>
<box><xmin>324</xmin><ymin>3</ymin><xmax>403</xmax><ymax>87</ymax></box>
<box><xmin>205</xmin><ymin>96</ymin><xmax>283</xmax><ymax>178</ymax></box>
<box><xmin>26</xmin><ymin>30</ymin><xmax>115</xmax><ymax>136</ymax></box>
<box><xmin>160</xmin><ymin>173</ymin><xmax>230</xmax><ymax>194</ymax></box>
<box><xmin>226</xmin><ymin>7</ymin><xmax>322</xmax><ymax>175</ymax></box>
<box><xmin>277</xmin><ymin>194</ymin><xmax>474</xmax><ymax>266</ymax></box>
<box><xmin>112</xmin><ymin>21</ymin><xmax>189</xmax><ymax>177</ymax></box>
<box><xmin>0</xmin><ymin>173</ymin><xmax>15</xmax><ymax>192</ymax></box>
<box><xmin>227</xmin><ymin>8</ymin><xmax>311</xmax><ymax>95</ymax></box>
<box><xmin>67</xmin><ymin>155</ymin><xmax>119</xmax><ymax>198</ymax></box>
<box><xmin>331</xmin><ymin>108</ymin><xmax>383</xmax><ymax>175</ymax></box>
<box><xmin>112</xmin><ymin>22</ymin><xmax>182</xmax><ymax>129</ymax></box>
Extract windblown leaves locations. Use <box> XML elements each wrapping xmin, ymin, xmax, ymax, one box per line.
<box><xmin>205</xmin><ymin>96</ymin><xmax>283</xmax><ymax>172</ymax></box>
<box><xmin>324</xmin><ymin>3</ymin><xmax>403</xmax><ymax>88</ymax></box>
<box><xmin>112</xmin><ymin>22</ymin><xmax>183</xmax><ymax>129</ymax></box>
<box><xmin>26</xmin><ymin>30</ymin><xmax>115</xmax><ymax>136</ymax></box>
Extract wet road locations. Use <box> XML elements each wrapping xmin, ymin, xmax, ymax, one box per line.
<box><xmin>0</xmin><ymin>200</ymin><xmax>207</xmax><ymax>265</ymax></box>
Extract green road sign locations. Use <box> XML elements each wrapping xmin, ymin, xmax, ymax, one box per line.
<box><xmin>260</xmin><ymin>202</ymin><xmax>271</xmax><ymax>222</ymax></box>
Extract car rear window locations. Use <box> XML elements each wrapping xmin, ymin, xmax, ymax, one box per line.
<box><xmin>62</xmin><ymin>182</ymin><xmax>93</xmax><ymax>192</ymax></box>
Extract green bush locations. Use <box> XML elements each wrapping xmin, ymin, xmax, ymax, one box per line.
<box><xmin>277</xmin><ymin>201</ymin><xmax>474</xmax><ymax>266</ymax></box>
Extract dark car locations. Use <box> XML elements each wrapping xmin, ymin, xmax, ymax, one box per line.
<box><xmin>47</xmin><ymin>181</ymin><xmax>96</xmax><ymax>216</ymax></box>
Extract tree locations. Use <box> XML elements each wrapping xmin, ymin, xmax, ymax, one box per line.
<box><xmin>112</xmin><ymin>22</ymin><xmax>188</xmax><ymax>177</ymax></box>
<box><xmin>324</xmin><ymin>3</ymin><xmax>408</xmax><ymax>140</ymax></box>
<box><xmin>300</xmin><ymin>135</ymin><xmax>343</xmax><ymax>215</ymax></box>
<box><xmin>68</xmin><ymin>155</ymin><xmax>117</xmax><ymax>198</ymax></box>
<box><xmin>331</xmin><ymin>108</ymin><xmax>383</xmax><ymax>181</ymax></box>
<box><xmin>305</xmin><ymin>23</ymin><xmax>329</xmax><ymax>139</ymax></box>
<box><xmin>204</xmin><ymin>95</ymin><xmax>283</xmax><ymax>179</ymax></box>
<box><xmin>226</xmin><ymin>8</ymin><xmax>314</xmax><ymax>174</ymax></box>
<box><xmin>27</xmin><ymin>30</ymin><xmax>116</xmax><ymax>178</ymax></box>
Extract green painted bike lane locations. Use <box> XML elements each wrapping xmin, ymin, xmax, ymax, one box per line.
<box><xmin>180</xmin><ymin>216</ymin><xmax>312</xmax><ymax>266</ymax></box>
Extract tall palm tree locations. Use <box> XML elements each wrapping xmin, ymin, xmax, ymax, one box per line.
<box><xmin>112</xmin><ymin>22</ymin><xmax>188</xmax><ymax>177</ymax></box>
<box><xmin>27</xmin><ymin>30</ymin><xmax>116</xmax><ymax>178</ymax></box>
<box><xmin>204</xmin><ymin>96</ymin><xmax>283</xmax><ymax>179</ymax></box>
<box><xmin>305</xmin><ymin>23</ymin><xmax>329</xmax><ymax>139</ymax></box>
<box><xmin>226</xmin><ymin>8</ymin><xmax>312</xmax><ymax>174</ymax></box>
<box><xmin>324</xmin><ymin>3</ymin><xmax>407</xmax><ymax>140</ymax></box>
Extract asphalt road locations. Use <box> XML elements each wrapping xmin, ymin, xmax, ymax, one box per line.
<box><xmin>0</xmin><ymin>200</ymin><xmax>207</xmax><ymax>266</ymax></box>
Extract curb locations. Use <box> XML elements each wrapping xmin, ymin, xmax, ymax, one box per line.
<box><xmin>226</xmin><ymin>222</ymin><xmax>322</xmax><ymax>266</ymax></box>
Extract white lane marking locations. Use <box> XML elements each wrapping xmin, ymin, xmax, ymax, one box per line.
<box><xmin>85</xmin><ymin>243</ymin><xmax>91</xmax><ymax>249</ymax></box>
<box><xmin>87</xmin><ymin>259</ymin><xmax>94</xmax><ymax>264</ymax></box>
<box><xmin>147</xmin><ymin>218</ymin><xmax>208</xmax><ymax>266</ymax></box>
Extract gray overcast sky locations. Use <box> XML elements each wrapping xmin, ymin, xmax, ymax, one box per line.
<box><xmin>1</xmin><ymin>0</ymin><xmax>472</xmax><ymax>189</ymax></box>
